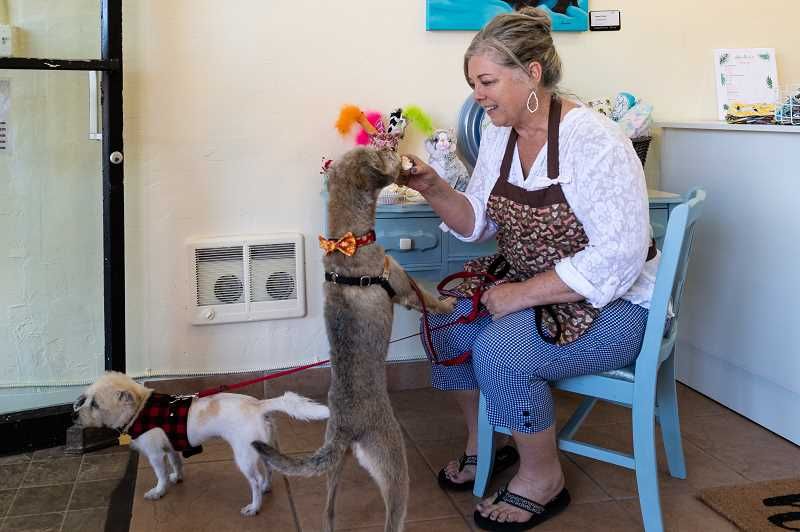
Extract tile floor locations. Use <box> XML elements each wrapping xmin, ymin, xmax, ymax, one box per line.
<box><xmin>3</xmin><ymin>380</ymin><xmax>799</xmax><ymax>531</ymax></box>
<box><xmin>0</xmin><ymin>443</ymin><xmax>132</xmax><ymax>531</ymax></box>
<box><xmin>130</xmin><ymin>383</ymin><xmax>798</xmax><ymax>532</ymax></box>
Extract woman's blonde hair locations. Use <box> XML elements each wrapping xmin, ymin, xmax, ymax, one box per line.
<box><xmin>464</xmin><ymin>7</ymin><xmax>562</xmax><ymax>89</ymax></box>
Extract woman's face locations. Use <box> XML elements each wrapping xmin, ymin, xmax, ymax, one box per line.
<box><xmin>467</xmin><ymin>53</ymin><xmax>530</xmax><ymax>128</ymax></box>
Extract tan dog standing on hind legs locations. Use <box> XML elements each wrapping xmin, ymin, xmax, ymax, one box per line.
<box><xmin>252</xmin><ymin>147</ymin><xmax>453</xmax><ymax>532</ymax></box>
<box><xmin>73</xmin><ymin>372</ymin><xmax>329</xmax><ymax>516</ymax></box>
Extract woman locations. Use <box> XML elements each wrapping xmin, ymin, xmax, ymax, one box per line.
<box><xmin>400</xmin><ymin>7</ymin><xmax>656</xmax><ymax>531</ymax></box>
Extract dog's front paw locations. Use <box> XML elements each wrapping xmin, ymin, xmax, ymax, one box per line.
<box><xmin>169</xmin><ymin>472</ymin><xmax>183</xmax><ymax>484</ymax></box>
<box><xmin>240</xmin><ymin>503</ymin><xmax>260</xmax><ymax>516</ymax></box>
<box><xmin>432</xmin><ymin>296</ymin><xmax>456</xmax><ymax>314</ymax></box>
<box><xmin>144</xmin><ymin>487</ymin><xmax>166</xmax><ymax>500</ymax></box>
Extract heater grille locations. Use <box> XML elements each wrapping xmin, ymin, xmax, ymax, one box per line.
<box><xmin>189</xmin><ymin>234</ymin><xmax>305</xmax><ymax>325</ymax></box>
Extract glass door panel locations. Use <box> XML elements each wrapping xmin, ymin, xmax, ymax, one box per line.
<box><xmin>1</xmin><ymin>1</ymin><xmax>102</xmax><ymax>59</ymax></box>
<box><xmin>0</xmin><ymin>69</ymin><xmax>104</xmax><ymax>413</ymax></box>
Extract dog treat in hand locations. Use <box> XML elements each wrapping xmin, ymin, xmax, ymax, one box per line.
<box><xmin>400</xmin><ymin>155</ymin><xmax>414</xmax><ymax>172</ymax></box>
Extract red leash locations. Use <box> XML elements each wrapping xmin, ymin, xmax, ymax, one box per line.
<box><xmin>411</xmin><ymin>270</ymin><xmax>500</xmax><ymax>366</ymax></box>
<box><xmin>196</xmin><ymin>359</ymin><xmax>330</xmax><ymax>398</ymax></box>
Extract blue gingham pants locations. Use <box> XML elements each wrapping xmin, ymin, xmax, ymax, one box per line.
<box><xmin>424</xmin><ymin>298</ymin><xmax>648</xmax><ymax>433</ymax></box>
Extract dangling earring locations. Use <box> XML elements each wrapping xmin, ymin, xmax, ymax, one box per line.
<box><xmin>526</xmin><ymin>88</ymin><xmax>539</xmax><ymax>113</ymax></box>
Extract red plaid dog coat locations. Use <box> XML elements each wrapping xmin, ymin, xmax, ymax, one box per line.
<box><xmin>128</xmin><ymin>393</ymin><xmax>204</xmax><ymax>458</ymax></box>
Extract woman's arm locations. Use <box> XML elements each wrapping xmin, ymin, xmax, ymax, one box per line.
<box><xmin>399</xmin><ymin>154</ymin><xmax>476</xmax><ymax>236</ymax></box>
<box><xmin>481</xmin><ymin>270</ymin><xmax>584</xmax><ymax>320</ymax></box>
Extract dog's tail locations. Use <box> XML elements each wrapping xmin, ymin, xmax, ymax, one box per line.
<box><xmin>259</xmin><ymin>391</ymin><xmax>329</xmax><ymax>422</ymax></box>
<box><xmin>252</xmin><ymin>435</ymin><xmax>350</xmax><ymax>478</ymax></box>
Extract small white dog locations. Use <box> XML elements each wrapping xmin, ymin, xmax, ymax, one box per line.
<box><xmin>73</xmin><ymin>372</ymin><xmax>329</xmax><ymax>516</ymax></box>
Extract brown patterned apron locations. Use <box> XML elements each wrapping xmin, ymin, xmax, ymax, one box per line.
<box><xmin>460</xmin><ymin>95</ymin><xmax>599</xmax><ymax>345</ymax></box>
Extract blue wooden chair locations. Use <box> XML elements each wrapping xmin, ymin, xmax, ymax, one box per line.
<box><xmin>473</xmin><ymin>189</ymin><xmax>706</xmax><ymax>532</ymax></box>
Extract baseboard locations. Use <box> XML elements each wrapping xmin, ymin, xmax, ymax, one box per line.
<box><xmin>676</xmin><ymin>339</ymin><xmax>800</xmax><ymax>445</ymax></box>
<box><xmin>0</xmin><ymin>403</ymin><xmax>73</xmax><ymax>456</ymax></box>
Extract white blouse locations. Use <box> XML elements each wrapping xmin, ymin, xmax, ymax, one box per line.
<box><xmin>441</xmin><ymin>106</ymin><xmax>658</xmax><ymax>309</ymax></box>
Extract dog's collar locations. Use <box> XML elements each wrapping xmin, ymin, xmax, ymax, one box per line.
<box><xmin>318</xmin><ymin>230</ymin><xmax>376</xmax><ymax>257</ymax></box>
<box><xmin>117</xmin><ymin>388</ymin><xmax>154</xmax><ymax>435</ymax></box>
<box><xmin>324</xmin><ymin>256</ymin><xmax>396</xmax><ymax>298</ymax></box>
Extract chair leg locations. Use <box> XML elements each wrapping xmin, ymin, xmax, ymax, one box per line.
<box><xmin>473</xmin><ymin>393</ymin><xmax>496</xmax><ymax>498</ymax></box>
<box><xmin>656</xmin><ymin>353</ymin><xmax>687</xmax><ymax>479</ymax></box>
<box><xmin>557</xmin><ymin>397</ymin><xmax>597</xmax><ymax>441</ymax></box>
<box><xmin>633</xmin><ymin>386</ymin><xmax>664</xmax><ymax>532</ymax></box>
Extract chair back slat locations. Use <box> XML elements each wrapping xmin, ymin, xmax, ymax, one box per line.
<box><xmin>638</xmin><ymin>190</ymin><xmax>706</xmax><ymax>367</ymax></box>
<box><xmin>669</xmin><ymin>221</ymin><xmax>699</xmax><ymax>323</ymax></box>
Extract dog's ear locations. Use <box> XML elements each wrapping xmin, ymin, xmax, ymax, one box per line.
<box><xmin>73</xmin><ymin>394</ymin><xmax>87</xmax><ymax>412</ymax></box>
<box><xmin>117</xmin><ymin>390</ymin><xmax>135</xmax><ymax>404</ymax></box>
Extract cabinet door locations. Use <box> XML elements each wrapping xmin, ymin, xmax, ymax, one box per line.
<box><xmin>376</xmin><ymin>218</ymin><xmax>443</xmax><ymax>267</ymax></box>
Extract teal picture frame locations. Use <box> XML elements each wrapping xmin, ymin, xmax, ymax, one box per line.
<box><xmin>426</xmin><ymin>1</ymin><xmax>589</xmax><ymax>32</ymax></box>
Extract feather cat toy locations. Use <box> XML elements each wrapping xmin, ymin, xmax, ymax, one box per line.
<box><xmin>334</xmin><ymin>104</ymin><xmax>434</xmax><ymax>152</ymax></box>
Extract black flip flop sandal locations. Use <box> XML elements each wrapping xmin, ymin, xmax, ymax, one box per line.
<box><xmin>473</xmin><ymin>485</ymin><xmax>571</xmax><ymax>531</ymax></box>
<box><xmin>437</xmin><ymin>445</ymin><xmax>519</xmax><ymax>492</ymax></box>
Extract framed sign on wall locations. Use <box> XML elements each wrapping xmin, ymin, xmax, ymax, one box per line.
<box><xmin>426</xmin><ymin>0</ymin><xmax>589</xmax><ymax>32</ymax></box>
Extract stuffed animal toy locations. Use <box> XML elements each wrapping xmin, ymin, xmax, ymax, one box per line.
<box><xmin>425</xmin><ymin>128</ymin><xmax>470</xmax><ymax>192</ymax></box>
<box><xmin>386</xmin><ymin>108</ymin><xmax>407</xmax><ymax>137</ymax></box>
<box><xmin>611</xmin><ymin>92</ymin><xmax>637</xmax><ymax>122</ymax></box>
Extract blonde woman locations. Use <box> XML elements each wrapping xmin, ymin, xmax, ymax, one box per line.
<box><xmin>402</xmin><ymin>8</ymin><xmax>655</xmax><ymax>530</ymax></box>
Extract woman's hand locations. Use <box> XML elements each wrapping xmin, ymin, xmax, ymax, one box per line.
<box><xmin>398</xmin><ymin>154</ymin><xmax>441</xmax><ymax>193</ymax></box>
<box><xmin>480</xmin><ymin>282</ymin><xmax>531</xmax><ymax>320</ymax></box>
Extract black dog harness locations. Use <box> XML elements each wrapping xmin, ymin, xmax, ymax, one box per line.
<box><xmin>324</xmin><ymin>256</ymin><xmax>396</xmax><ymax>298</ymax></box>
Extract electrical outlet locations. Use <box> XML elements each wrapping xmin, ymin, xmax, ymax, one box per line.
<box><xmin>0</xmin><ymin>25</ymin><xmax>17</xmax><ymax>57</ymax></box>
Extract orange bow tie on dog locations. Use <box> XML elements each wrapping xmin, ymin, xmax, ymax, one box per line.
<box><xmin>318</xmin><ymin>230</ymin><xmax>376</xmax><ymax>256</ymax></box>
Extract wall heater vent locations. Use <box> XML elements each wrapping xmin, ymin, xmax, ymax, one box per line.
<box><xmin>188</xmin><ymin>233</ymin><xmax>305</xmax><ymax>325</ymax></box>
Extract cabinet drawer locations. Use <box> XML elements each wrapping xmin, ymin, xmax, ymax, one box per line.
<box><xmin>376</xmin><ymin>218</ymin><xmax>442</xmax><ymax>266</ymax></box>
<box><xmin>649</xmin><ymin>207</ymin><xmax>668</xmax><ymax>249</ymax></box>
<box><xmin>447</xmin><ymin>234</ymin><xmax>497</xmax><ymax>259</ymax></box>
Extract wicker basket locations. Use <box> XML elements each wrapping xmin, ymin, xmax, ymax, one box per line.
<box><xmin>631</xmin><ymin>136</ymin><xmax>652</xmax><ymax>167</ymax></box>
<box><xmin>378</xmin><ymin>185</ymin><xmax>406</xmax><ymax>205</ymax></box>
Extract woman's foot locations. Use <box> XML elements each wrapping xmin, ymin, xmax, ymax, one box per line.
<box><xmin>438</xmin><ymin>453</ymin><xmax>478</xmax><ymax>491</ymax></box>
<box><xmin>438</xmin><ymin>446</ymin><xmax>520</xmax><ymax>491</ymax></box>
<box><xmin>475</xmin><ymin>472</ymin><xmax>565</xmax><ymax>524</ymax></box>
<box><xmin>442</xmin><ymin>455</ymin><xmax>476</xmax><ymax>485</ymax></box>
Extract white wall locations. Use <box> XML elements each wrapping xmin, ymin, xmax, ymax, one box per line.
<box><xmin>121</xmin><ymin>0</ymin><xmax>800</xmax><ymax>376</ymax></box>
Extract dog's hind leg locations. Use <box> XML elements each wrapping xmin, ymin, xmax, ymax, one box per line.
<box><xmin>257</xmin><ymin>426</ymin><xmax>276</xmax><ymax>494</ymax></box>
<box><xmin>235</xmin><ymin>445</ymin><xmax>266</xmax><ymax>516</ymax></box>
<box><xmin>353</xmin><ymin>432</ymin><xmax>409</xmax><ymax>532</ymax></box>
<box><xmin>321</xmin><ymin>452</ymin><xmax>346</xmax><ymax>532</ymax></box>
<box><xmin>257</xmin><ymin>459</ymin><xmax>271</xmax><ymax>494</ymax></box>
<box><xmin>166</xmin><ymin>451</ymin><xmax>183</xmax><ymax>484</ymax></box>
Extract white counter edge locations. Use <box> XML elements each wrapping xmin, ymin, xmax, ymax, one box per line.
<box><xmin>658</xmin><ymin>121</ymin><xmax>800</xmax><ymax>133</ymax></box>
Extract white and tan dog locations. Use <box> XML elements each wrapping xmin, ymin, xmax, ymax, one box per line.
<box><xmin>73</xmin><ymin>372</ymin><xmax>329</xmax><ymax>516</ymax></box>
